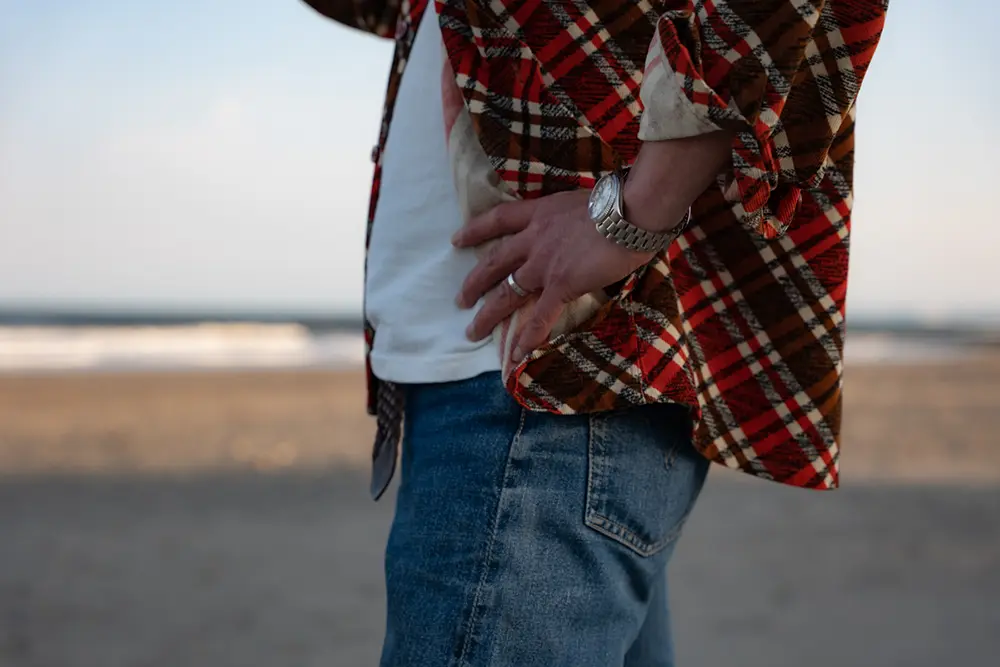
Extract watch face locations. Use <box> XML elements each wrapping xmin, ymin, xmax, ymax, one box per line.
<box><xmin>588</xmin><ymin>175</ymin><xmax>616</xmax><ymax>221</ymax></box>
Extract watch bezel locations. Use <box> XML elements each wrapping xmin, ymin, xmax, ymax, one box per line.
<box><xmin>588</xmin><ymin>172</ymin><xmax>620</xmax><ymax>223</ymax></box>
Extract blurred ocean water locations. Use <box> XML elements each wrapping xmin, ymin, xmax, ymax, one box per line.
<box><xmin>0</xmin><ymin>323</ymin><xmax>982</xmax><ymax>373</ymax></box>
<box><xmin>0</xmin><ymin>324</ymin><xmax>365</xmax><ymax>372</ymax></box>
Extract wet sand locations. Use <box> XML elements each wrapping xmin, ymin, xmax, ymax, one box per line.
<box><xmin>1</xmin><ymin>357</ymin><xmax>999</xmax><ymax>666</ymax></box>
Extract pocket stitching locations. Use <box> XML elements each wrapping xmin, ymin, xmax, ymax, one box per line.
<box><xmin>664</xmin><ymin>437</ymin><xmax>680</xmax><ymax>472</ymax></box>
<box><xmin>584</xmin><ymin>412</ymin><xmax>692</xmax><ymax>558</ymax></box>
<box><xmin>585</xmin><ymin>496</ymin><xmax>699</xmax><ymax>558</ymax></box>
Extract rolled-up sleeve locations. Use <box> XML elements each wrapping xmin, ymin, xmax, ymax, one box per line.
<box><xmin>638</xmin><ymin>1</ymin><xmax>889</xmax><ymax>238</ymax></box>
<box><xmin>299</xmin><ymin>0</ymin><xmax>401</xmax><ymax>38</ymax></box>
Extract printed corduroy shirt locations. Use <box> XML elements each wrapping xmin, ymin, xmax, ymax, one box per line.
<box><xmin>302</xmin><ymin>0</ymin><xmax>889</xmax><ymax>491</ymax></box>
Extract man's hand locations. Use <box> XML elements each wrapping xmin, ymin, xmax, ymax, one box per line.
<box><xmin>452</xmin><ymin>190</ymin><xmax>652</xmax><ymax>363</ymax></box>
<box><xmin>454</xmin><ymin>131</ymin><xmax>733</xmax><ymax>364</ymax></box>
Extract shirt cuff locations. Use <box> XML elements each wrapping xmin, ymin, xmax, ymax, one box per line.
<box><xmin>636</xmin><ymin>13</ymin><xmax>800</xmax><ymax>239</ymax></box>
<box><xmin>637</xmin><ymin>27</ymin><xmax>721</xmax><ymax>142</ymax></box>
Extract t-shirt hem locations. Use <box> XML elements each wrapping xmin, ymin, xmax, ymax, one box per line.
<box><xmin>370</xmin><ymin>345</ymin><xmax>501</xmax><ymax>385</ymax></box>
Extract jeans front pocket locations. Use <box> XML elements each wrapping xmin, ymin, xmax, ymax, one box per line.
<box><xmin>585</xmin><ymin>403</ymin><xmax>710</xmax><ymax>557</ymax></box>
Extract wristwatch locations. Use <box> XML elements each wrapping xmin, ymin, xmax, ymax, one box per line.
<box><xmin>588</xmin><ymin>168</ymin><xmax>690</xmax><ymax>253</ymax></box>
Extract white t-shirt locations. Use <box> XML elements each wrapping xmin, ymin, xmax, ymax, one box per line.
<box><xmin>364</xmin><ymin>6</ymin><xmax>500</xmax><ymax>384</ymax></box>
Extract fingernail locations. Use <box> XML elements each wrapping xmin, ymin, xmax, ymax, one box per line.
<box><xmin>465</xmin><ymin>324</ymin><xmax>475</xmax><ymax>340</ymax></box>
<box><xmin>450</xmin><ymin>231</ymin><xmax>462</xmax><ymax>246</ymax></box>
<box><xmin>513</xmin><ymin>346</ymin><xmax>524</xmax><ymax>362</ymax></box>
<box><xmin>455</xmin><ymin>294</ymin><xmax>467</xmax><ymax>309</ymax></box>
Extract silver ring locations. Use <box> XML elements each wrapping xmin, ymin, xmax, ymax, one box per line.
<box><xmin>506</xmin><ymin>273</ymin><xmax>529</xmax><ymax>298</ymax></box>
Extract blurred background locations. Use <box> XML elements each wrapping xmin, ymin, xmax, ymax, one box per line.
<box><xmin>1</xmin><ymin>1</ymin><xmax>998</xmax><ymax>665</ymax></box>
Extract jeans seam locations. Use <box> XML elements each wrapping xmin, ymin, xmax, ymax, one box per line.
<box><xmin>453</xmin><ymin>407</ymin><xmax>527</xmax><ymax>667</ymax></box>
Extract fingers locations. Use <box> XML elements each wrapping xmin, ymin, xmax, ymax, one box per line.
<box><xmin>451</xmin><ymin>199</ymin><xmax>535</xmax><ymax>248</ymax></box>
<box><xmin>465</xmin><ymin>269</ymin><xmax>535</xmax><ymax>342</ymax></box>
<box><xmin>456</xmin><ymin>235</ymin><xmax>529</xmax><ymax>309</ymax></box>
<box><xmin>511</xmin><ymin>289</ymin><xmax>566</xmax><ymax>363</ymax></box>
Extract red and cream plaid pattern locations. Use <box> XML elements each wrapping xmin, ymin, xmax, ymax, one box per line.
<box><xmin>303</xmin><ymin>0</ymin><xmax>889</xmax><ymax>491</ymax></box>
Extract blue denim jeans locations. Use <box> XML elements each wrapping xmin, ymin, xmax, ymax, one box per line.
<box><xmin>380</xmin><ymin>372</ymin><xmax>709</xmax><ymax>667</ymax></box>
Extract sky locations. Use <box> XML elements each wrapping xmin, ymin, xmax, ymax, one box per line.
<box><xmin>1</xmin><ymin>1</ymin><xmax>997</xmax><ymax>322</ymax></box>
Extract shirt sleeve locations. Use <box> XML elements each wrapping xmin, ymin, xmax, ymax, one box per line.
<box><xmin>299</xmin><ymin>0</ymin><xmax>401</xmax><ymax>38</ymax></box>
<box><xmin>637</xmin><ymin>1</ymin><xmax>889</xmax><ymax>238</ymax></box>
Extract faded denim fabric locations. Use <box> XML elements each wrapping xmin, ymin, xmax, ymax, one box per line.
<box><xmin>380</xmin><ymin>372</ymin><xmax>709</xmax><ymax>667</ymax></box>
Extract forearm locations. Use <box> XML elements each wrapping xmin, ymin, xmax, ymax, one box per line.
<box><xmin>623</xmin><ymin>132</ymin><xmax>734</xmax><ymax>233</ymax></box>
<box><xmin>632</xmin><ymin>1</ymin><xmax>886</xmax><ymax>238</ymax></box>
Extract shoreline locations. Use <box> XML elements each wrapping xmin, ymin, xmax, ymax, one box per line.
<box><xmin>2</xmin><ymin>356</ymin><xmax>999</xmax><ymax>483</ymax></box>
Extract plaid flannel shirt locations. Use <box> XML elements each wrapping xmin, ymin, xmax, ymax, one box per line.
<box><xmin>303</xmin><ymin>0</ymin><xmax>889</xmax><ymax>490</ymax></box>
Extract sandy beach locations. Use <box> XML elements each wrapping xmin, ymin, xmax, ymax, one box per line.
<box><xmin>1</xmin><ymin>355</ymin><xmax>999</xmax><ymax>666</ymax></box>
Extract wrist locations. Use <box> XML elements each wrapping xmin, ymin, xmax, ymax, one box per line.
<box><xmin>622</xmin><ymin>131</ymin><xmax>735</xmax><ymax>233</ymax></box>
<box><xmin>589</xmin><ymin>170</ymin><xmax>688</xmax><ymax>255</ymax></box>
<box><xmin>622</xmin><ymin>172</ymin><xmax>689</xmax><ymax>234</ymax></box>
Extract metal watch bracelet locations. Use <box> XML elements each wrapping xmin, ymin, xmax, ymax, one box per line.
<box><xmin>591</xmin><ymin>169</ymin><xmax>691</xmax><ymax>253</ymax></box>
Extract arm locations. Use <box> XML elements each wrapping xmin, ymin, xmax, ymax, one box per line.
<box><xmin>299</xmin><ymin>0</ymin><xmax>401</xmax><ymax>38</ymax></box>
<box><xmin>630</xmin><ymin>0</ymin><xmax>889</xmax><ymax>238</ymax></box>
<box><xmin>454</xmin><ymin>1</ymin><xmax>889</xmax><ymax>355</ymax></box>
